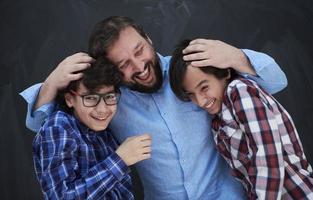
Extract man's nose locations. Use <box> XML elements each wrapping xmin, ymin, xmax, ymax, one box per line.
<box><xmin>132</xmin><ymin>58</ymin><xmax>145</xmax><ymax>72</ymax></box>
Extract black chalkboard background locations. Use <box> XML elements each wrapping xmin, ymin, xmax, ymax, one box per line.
<box><xmin>1</xmin><ymin>0</ymin><xmax>312</xmax><ymax>199</ymax></box>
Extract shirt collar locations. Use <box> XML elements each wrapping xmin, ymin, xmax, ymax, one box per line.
<box><xmin>157</xmin><ymin>53</ymin><xmax>168</xmax><ymax>77</ymax></box>
<box><xmin>70</xmin><ymin>114</ymin><xmax>101</xmax><ymax>136</ymax></box>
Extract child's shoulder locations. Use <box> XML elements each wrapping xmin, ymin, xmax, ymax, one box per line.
<box><xmin>43</xmin><ymin>110</ymin><xmax>73</xmax><ymax>128</ymax></box>
<box><xmin>34</xmin><ymin>111</ymin><xmax>79</xmax><ymax>154</ymax></box>
<box><xmin>38</xmin><ymin>110</ymin><xmax>77</xmax><ymax>137</ymax></box>
<box><xmin>228</xmin><ymin>77</ymin><xmax>257</xmax><ymax>89</ymax></box>
<box><xmin>226</xmin><ymin>78</ymin><xmax>260</xmax><ymax>97</ymax></box>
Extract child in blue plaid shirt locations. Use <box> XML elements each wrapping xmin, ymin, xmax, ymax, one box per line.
<box><xmin>33</xmin><ymin>56</ymin><xmax>151</xmax><ymax>200</ymax></box>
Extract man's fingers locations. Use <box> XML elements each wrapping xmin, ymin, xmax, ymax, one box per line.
<box><xmin>68</xmin><ymin>63</ymin><xmax>91</xmax><ymax>73</ymax></box>
<box><xmin>66</xmin><ymin>52</ymin><xmax>95</xmax><ymax>64</ymax></box>
<box><xmin>68</xmin><ymin>73</ymin><xmax>84</xmax><ymax>81</ymax></box>
<box><xmin>190</xmin><ymin>60</ymin><xmax>214</xmax><ymax>68</ymax></box>
<box><xmin>183</xmin><ymin>52</ymin><xmax>208</xmax><ymax>62</ymax></box>
<box><xmin>74</xmin><ymin>55</ymin><xmax>95</xmax><ymax>64</ymax></box>
<box><xmin>72</xmin><ymin>52</ymin><xmax>89</xmax><ymax>57</ymax></box>
<box><xmin>71</xmin><ymin>52</ymin><xmax>91</xmax><ymax>59</ymax></box>
<box><xmin>182</xmin><ymin>44</ymin><xmax>206</xmax><ymax>54</ymax></box>
<box><xmin>189</xmin><ymin>38</ymin><xmax>211</xmax><ymax>45</ymax></box>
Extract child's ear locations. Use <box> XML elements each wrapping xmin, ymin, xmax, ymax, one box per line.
<box><xmin>64</xmin><ymin>93</ymin><xmax>74</xmax><ymax>108</ymax></box>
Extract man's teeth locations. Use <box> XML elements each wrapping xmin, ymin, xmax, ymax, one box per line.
<box><xmin>137</xmin><ymin>67</ymin><xmax>149</xmax><ymax>78</ymax></box>
<box><xmin>205</xmin><ymin>99</ymin><xmax>215</xmax><ymax>109</ymax></box>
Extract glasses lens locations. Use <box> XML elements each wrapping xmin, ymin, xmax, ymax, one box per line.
<box><xmin>83</xmin><ymin>95</ymin><xmax>100</xmax><ymax>107</ymax></box>
<box><xmin>104</xmin><ymin>93</ymin><xmax>120</xmax><ymax>105</ymax></box>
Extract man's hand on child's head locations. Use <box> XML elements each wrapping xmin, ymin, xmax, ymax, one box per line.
<box><xmin>44</xmin><ymin>52</ymin><xmax>94</xmax><ymax>91</ymax></box>
<box><xmin>182</xmin><ymin>39</ymin><xmax>244</xmax><ymax>69</ymax></box>
<box><xmin>34</xmin><ymin>53</ymin><xmax>95</xmax><ymax>110</ymax></box>
<box><xmin>116</xmin><ymin>134</ymin><xmax>152</xmax><ymax>166</ymax></box>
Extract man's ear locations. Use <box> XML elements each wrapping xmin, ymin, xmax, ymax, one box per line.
<box><xmin>65</xmin><ymin>93</ymin><xmax>74</xmax><ymax>108</ymax></box>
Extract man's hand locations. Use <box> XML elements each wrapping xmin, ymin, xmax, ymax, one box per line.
<box><xmin>116</xmin><ymin>134</ymin><xmax>152</xmax><ymax>166</ymax></box>
<box><xmin>34</xmin><ymin>52</ymin><xmax>94</xmax><ymax>110</ymax></box>
<box><xmin>182</xmin><ymin>39</ymin><xmax>256</xmax><ymax>75</ymax></box>
<box><xmin>44</xmin><ymin>52</ymin><xmax>94</xmax><ymax>91</ymax></box>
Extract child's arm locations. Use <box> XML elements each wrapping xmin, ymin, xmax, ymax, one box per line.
<box><xmin>33</xmin><ymin>126</ymin><xmax>131</xmax><ymax>200</ymax></box>
<box><xmin>227</xmin><ymin>80</ymin><xmax>284</xmax><ymax>199</ymax></box>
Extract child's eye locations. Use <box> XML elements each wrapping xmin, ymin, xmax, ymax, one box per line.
<box><xmin>186</xmin><ymin>92</ymin><xmax>195</xmax><ymax>100</ymax></box>
<box><xmin>105</xmin><ymin>93</ymin><xmax>116</xmax><ymax>100</ymax></box>
<box><xmin>85</xmin><ymin>96</ymin><xmax>98</xmax><ymax>101</ymax></box>
<box><xmin>201</xmin><ymin>85</ymin><xmax>209</xmax><ymax>92</ymax></box>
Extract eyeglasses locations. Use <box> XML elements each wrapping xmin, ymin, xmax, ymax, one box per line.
<box><xmin>70</xmin><ymin>89</ymin><xmax>121</xmax><ymax>107</ymax></box>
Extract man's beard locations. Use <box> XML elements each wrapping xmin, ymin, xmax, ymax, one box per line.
<box><xmin>122</xmin><ymin>55</ymin><xmax>163</xmax><ymax>93</ymax></box>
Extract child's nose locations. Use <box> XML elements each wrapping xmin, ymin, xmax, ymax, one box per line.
<box><xmin>196</xmin><ymin>94</ymin><xmax>207</xmax><ymax>108</ymax></box>
<box><xmin>95</xmin><ymin>98</ymin><xmax>109</xmax><ymax>111</ymax></box>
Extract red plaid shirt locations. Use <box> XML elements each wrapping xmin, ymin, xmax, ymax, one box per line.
<box><xmin>212</xmin><ymin>78</ymin><xmax>313</xmax><ymax>200</ymax></box>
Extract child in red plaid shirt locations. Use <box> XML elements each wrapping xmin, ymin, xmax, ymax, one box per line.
<box><xmin>170</xmin><ymin>39</ymin><xmax>313</xmax><ymax>199</ymax></box>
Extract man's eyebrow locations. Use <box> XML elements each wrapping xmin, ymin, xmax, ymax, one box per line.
<box><xmin>134</xmin><ymin>41</ymin><xmax>143</xmax><ymax>50</ymax></box>
<box><xmin>116</xmin><ymin>59</ymin><xmax>124</xmax><ymax>66</ymax></box>
<box><xmin>115</xmin><ymin>41</ymin><xmax>143</xmax><ymax>66</ymax></box>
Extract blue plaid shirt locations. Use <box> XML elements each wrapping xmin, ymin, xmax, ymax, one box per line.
<box><xmin>33</xmin><ymin>110</ymin><xmax>134</xmax><ymax>200</ymax></box>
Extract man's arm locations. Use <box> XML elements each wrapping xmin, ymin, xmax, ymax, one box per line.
<box><xmin>182</xmin><ymin>39</ymin><xmax>287</xmax><ymax>94</ymax></box>
<box><xmin>20</xmin><ymin>83</ymin><xmax>54</xmax><ymax>132</ymax></box>
<box><xmin>19</xmin><ymin>52</ymin><xmax>93</xmax><ymax>132</ymax></box>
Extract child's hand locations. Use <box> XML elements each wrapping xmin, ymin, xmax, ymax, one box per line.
<box><xmin>116</xmin><ymin>134</ymin><xmax>152</xmax><ymax>166</ymax></box>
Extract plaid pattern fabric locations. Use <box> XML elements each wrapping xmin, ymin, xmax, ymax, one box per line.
<box><xmin>212</xmin><ymin>78</ymin><xmax>313</xmax><ymax>200</ymax></box>
<box><xmin>33</xmin><ymin>111</ymin><xmax>133</xmax><ymax>200</ymax></box>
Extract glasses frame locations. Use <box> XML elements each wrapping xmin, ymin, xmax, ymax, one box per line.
<box><xmin>70</xmin><ymin>88</ymin><xmax>121</xmax><ymax>107</ymax></box>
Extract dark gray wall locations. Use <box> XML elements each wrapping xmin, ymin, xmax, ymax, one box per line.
<box><xmin>1</xmin><ymin>0</ymin><xmax>313</xmax><ymax>199</ymax></box>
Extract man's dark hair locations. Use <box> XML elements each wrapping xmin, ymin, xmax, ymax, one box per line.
<box><xmin>56</xmin><ymin>57</ymin><xmax>121</xmax><ymax>113</ymax></box>
<box><xmin>169</xmin><ymin>39</ymin><xmax>237</xmax><ymax>101</ymax></box>
<box><xmin>89</xmin><ymin>16</ymin><xmax>148</xmax><ymax>59</ymax></box>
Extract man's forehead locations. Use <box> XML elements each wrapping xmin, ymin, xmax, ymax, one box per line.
<box><xmin>107</xmin><ymin>27</ymin><xmax>145</xmax><ymax>58</ymax></box>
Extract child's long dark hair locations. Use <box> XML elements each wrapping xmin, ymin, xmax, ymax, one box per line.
<box><xmin>169</xmin><ymin>39</ymin><xmax>237</xmax><ymax>101</ymax></box>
